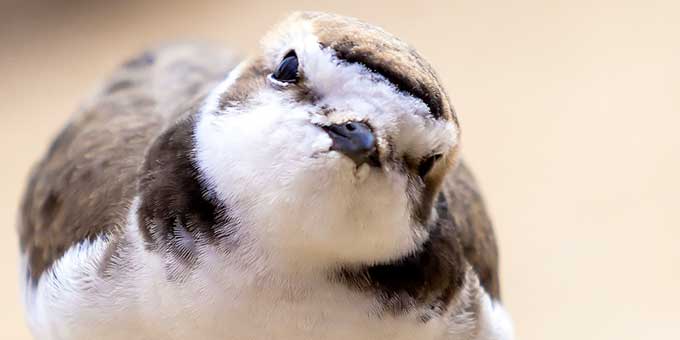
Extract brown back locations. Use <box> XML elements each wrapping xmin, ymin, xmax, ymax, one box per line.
<box><xmin>18</xmin><ymin>43</ymin><xmax>239</xmax><ymax>280</ymax></box>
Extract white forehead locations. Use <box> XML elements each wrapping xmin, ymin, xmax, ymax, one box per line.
<box><xmin>262</xmin><ymin>20</ymin><xmax>429</xmax><ymax>114</ymax></box>
<box><xmin>260</xmin><ymin>21</ymin><xmax>458</xmax><ymax>156</ymax></box>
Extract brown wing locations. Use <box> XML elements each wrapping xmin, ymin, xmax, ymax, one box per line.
<box><xmin>18</xmin><ymin>43</ymin><xmax>240</xmax><ymax>280</ymax></box>
<box><xmin>442</xmin><ymin>160</ymin><xmax>501</xmax><ymax>299</ymax></box>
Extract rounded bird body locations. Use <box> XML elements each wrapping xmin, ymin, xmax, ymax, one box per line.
<box><xmin>18</xmin><ymin>12</ymin><xmax>513</xmax><ymax>340</ymax></box>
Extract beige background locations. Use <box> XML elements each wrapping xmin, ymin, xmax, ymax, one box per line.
<box><xmin>1</xmin><ymin>0</ymin><xmax>679</xmax><ymax>339</ymax></box>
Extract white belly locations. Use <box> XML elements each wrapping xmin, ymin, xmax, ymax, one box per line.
<box><xmin>22</xmin><ymin>222</ymin><xmax>512</xmax><ymax>340</ymax></box>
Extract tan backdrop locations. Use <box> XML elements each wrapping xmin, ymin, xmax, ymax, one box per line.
<box><xmin>1</xmin><ymin>0</ymin><xmax>679</xmax><ymax>339</ymax></box>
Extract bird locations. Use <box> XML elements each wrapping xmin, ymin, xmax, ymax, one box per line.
<box><xmin>18</xmin><ymin>11</ymin><xmax>513</xmax><ymax>340</ymax></box>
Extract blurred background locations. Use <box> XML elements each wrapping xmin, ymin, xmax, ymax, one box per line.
<box><xmin>1</xmin><ymin>0</ymin><xmax>678</xmax><ymax>339</ymax></box>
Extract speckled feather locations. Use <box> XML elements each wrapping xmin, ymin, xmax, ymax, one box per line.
<box><xmin>19</xmin><ymin>43</ymin><xmax>240</xmax><ymax>280</ymax></box>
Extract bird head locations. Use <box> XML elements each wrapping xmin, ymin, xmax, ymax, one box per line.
<box><xmin>194</xmin><ymin>12</ymin><xmax>459</xmax><ymax>271</ymax></box>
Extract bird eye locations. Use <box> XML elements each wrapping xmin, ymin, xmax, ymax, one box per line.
<box><xmin>418</xmin><ymin>154</ymin><xmax>442</xmax><ymax>178</ymax></box>
<box><xmin>271</xmin><ymin>50</ymin><xmax>299</xmax><ymax>83</ymax></box>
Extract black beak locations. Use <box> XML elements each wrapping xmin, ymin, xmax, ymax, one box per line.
<box><xmin>323</xmin><ymin>121</ymin><xmax>381</xmax><ymax>167</ymax></box>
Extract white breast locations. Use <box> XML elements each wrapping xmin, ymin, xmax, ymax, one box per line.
<box><xmin>21</xmin><ymin>202</ymin><xmax>513</xmax><ymax>340</ymax></box>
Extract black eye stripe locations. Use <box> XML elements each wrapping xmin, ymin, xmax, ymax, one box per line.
<box><xmin>272</xmin><ymin>50</ymin><xmax>299</xmax><ymax>83</ymax></box>
<box><xmin>418</xmin><ymin>154</ymin><xmax>442</xmax><ymax>178</ymax></box>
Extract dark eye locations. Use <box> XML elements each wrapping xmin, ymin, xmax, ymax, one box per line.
<box><xmin>418</xmin><ymin>154</ymin><xmax>442</xmax><ymax>178</ymax></box>
<box><xmin>272</xmin><ymin>50</ymin><xmax>299</xmax><ymax>83</ymax></box>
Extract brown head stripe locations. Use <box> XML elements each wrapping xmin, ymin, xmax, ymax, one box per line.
<box><xmin>323</xmin><ymin>39</ymin><xmax>445</xmax><ymax>119</ymax></box>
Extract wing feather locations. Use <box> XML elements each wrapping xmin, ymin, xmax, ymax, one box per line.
<box><xmin>18</xmin><ymin>43</ymin><xmax>240</xmax><ymax>280</ymax></box>
<box><xmin>442</xmin><ymin>160</ymin><xmax>501</xmax><ymax>299</ymax></box>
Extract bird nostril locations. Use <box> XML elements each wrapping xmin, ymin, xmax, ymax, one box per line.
<box><xmin>323</xmin><ymin>121</ymin><xmax>379</xmax><ymax>167</ymax></box>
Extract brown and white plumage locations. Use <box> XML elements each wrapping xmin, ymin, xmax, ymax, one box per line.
<box><xmin>19</xmin><ymin>12</ymin><xmax>512</xmax><ymax>340</ymax></box>
<box><xmin>20</xmin><ymin>43</ymin><xmax>239</xmax><ymax>281</ymax></box>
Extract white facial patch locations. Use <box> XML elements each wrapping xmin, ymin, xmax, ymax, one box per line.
<box><xmin>261</xmin><ymin>20</ymin><xmax>458</xmax><ymax>158</ymax></box>
<box><xmin>195</xmin><ymin>25</ymin><xmax>457</xmax><ymax>271</ymax></box>
<box><xmin>307</xmin><ymin>55</ymin><xmax>457</xmax><ymax>158</ymax></box>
